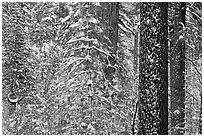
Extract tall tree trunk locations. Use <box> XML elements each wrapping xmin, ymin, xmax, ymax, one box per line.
<box><xmin>132</xmin><ymin>29</ymin><xmax>139</xmax><ymax>135</ymax></box>
<box><xmin>108</xmin><ymin>2</ymin><xmax>119</xmax><ymax>53</ymax></box>
<box><xmin>170</xmin><ymin>2</ymin><xmax>186</xmax><ymax>135</ymax></box>
<box><xmin>101</xmin><ymin>2</ymin><xmax>119</xmax><ymax>84</ymax></box>
<box><xmin>138</xmin><ymin>2</ymin><xmax>168</xmax><ymax>135</ymax></box>
<box><xmin>100</xmin><ymin>2</ymin><xmax>119</xmax><ymax>53</ymax></box>
<box><xmin>199</xmin><ymin>93</ymin><xmax>202</xmax><ymax>134</ymax></box>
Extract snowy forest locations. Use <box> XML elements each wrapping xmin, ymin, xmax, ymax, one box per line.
<box><xmin>2</xmin><ymin>2</ymin><xmax>202</xmax><ymax>135</ymax></box>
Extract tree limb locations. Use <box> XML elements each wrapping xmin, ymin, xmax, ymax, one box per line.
<box><xmin>185</xmin><ymin>57</ymin><xmax>202</xmax><ymax>79</ymax></box>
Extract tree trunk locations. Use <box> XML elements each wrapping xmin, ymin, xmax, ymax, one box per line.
<box><xmin>170</xmin><ymin>2</ymin><xmax>186</xmax><ymax>135</ymax></box>
<box><xmin>138</xmin><ymin>2</ymin><xmax>168</xmax><ymax>135</ymax></box>
<box><xmin>132</xmin><ymin>28</ymin><xmax>139</xmax><ymax>135</ymax></box>
<box><xmin>100</xmin><ymin>2</ymin><xmax>119</xmax><ymax>53</ymax></box>
<box><xmin>101</xmin><ymin>2</ymin><xmax>119</xmax><ymax>84</ymax></box>
<box><xmin>199</xmin><ymin>93</ymin><xmax>202</xmax><ymax>134</ymax></box>
<box><xmin>108</xmin><ymin>2</ymin><xmax>119</xmax><ymax>53</ymax></box>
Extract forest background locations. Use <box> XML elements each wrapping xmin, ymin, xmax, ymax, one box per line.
<box><xmin>1</xmin><ymin>1</ymin><xmax>202</xmax><ymax>135</ymax></box>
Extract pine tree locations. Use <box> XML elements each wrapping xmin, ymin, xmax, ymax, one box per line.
<box><xmin>2</xmin><ymin>2</ymin><xmax>34</xmax><ymax>134</ymax></box>
<box><xmin>138</xmin><ymin>2</ymin><xmax>168</xmax><ymax>135</ymax></box>
<box><xmin>2</xmin><ymin>2</ymin><xmax>33</xmax><ymax>108</ymax></box>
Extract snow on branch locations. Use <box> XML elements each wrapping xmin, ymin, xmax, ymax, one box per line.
<box><xmin>119</xmin><ymin>12</ymin><xmax>132</xmax><ymax>26</ymax></box>
<box><xmin>118</xmin><ymin>24</ymin><xmax>128</xmax><ymax>34</ymax></box>
<box><xmin>63</xmin><ymin>60</ymin><xmax>85</xmax><ymax>80</ymax></box>
<box><xmin>65</xmin><ymin>43</ymin><xmax>110</xmax><ymax>57</ymax></box>
<box><xmin>96</xmin><ymin>94</ymin><xmax>127</xmax><ymax>120</ymax></box>
<box><xmin>61</xmin><ymin>14</ymin><xmax>71</xmax><ymax>23</ymax></box>
<box><xmin>186</xmin><ymin>90</ymin><xmax>201</xmax><ymax>103</ymax></box>
<box><xmin>118</xmin><ymin>18</ymin><xmax>134</xmax><ymax>35</ymax></box>
<box><xmin>187</xmin><ymin>5</ymin><xmax>202</xmax><ymax>19</ymax></box>
<box><xmin>62</xmin><ymin>57</ymin><xmax>85</xmax><ymax>70</ymax></box>
<box><xmin>88</xmin><ymin>17</ymin><xmax>100</xmax><ymax>24</ymax></box>
<box><xmin>67</xmin><ymin>37</ymin><xmax>98</xmax><ymax>44</ymax></box>
<box><xmin>185</xmin><ymin>57</ymin><xmax>202</xmax><ymax>79</ymax></box>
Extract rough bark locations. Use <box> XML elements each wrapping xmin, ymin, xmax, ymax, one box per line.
<box><xmin>170</xmin><ymin>2</ymin><xmax>186</xmax><ymax>135</ymax></box>
<box><xmin>138</xmin><ymin>2</ymin><xmax>168</xmax><ymax>135</ymax></box>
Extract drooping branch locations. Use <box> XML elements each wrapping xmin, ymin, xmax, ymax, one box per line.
<box><xmin>185</xmin><ymin>57</ymin><xmax>202</xmax><ymax>79</ymax></box>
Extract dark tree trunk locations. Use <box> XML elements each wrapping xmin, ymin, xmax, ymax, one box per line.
<box><xmin>101</xmin><ymin>2</ymin><xmax>119</xmax><ymax>84</ymax></box>
<box><xmin>108</xmin><ymin>2</ymin><xmax>119</xmax><ymax>53</ymax></box>
<box><xmin>138</xmin><ymin>2</ymin><xmax>168</xmax><ymax>135</ymax></box>
<box><xmin>170</xmin><ymin>2</ymin><xmax>186</xmax><ymax>135</ymax></box>
<box><xmin>100</xmin><ymin>2</ymin><xmax>119</xmax><ymax>53</ymax></box>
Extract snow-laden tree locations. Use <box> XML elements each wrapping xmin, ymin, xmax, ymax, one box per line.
<box><xmin>2</xmin><ymin>2</ymin><xmax>35</xmax><ymax>134</ymax></box>
<box><xmin>2</xmin><ymin>2</ymin><xmax>202</xmax><ymax>135</ymax></box>
<box><xmin>185</xmin><ymin>2</ymin><xmax>202</xmax><ymax>135</ymax></box>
